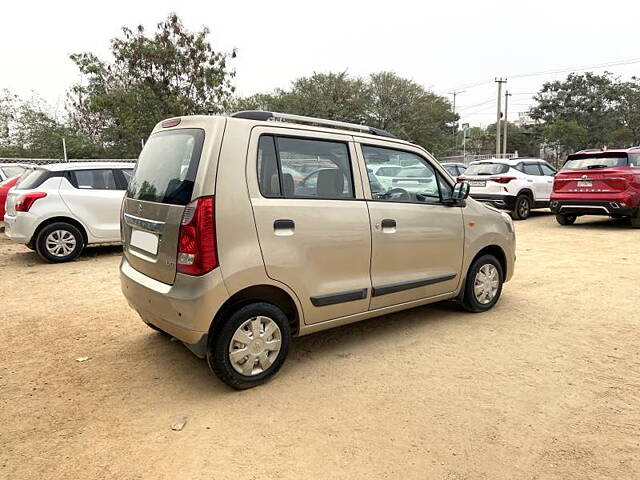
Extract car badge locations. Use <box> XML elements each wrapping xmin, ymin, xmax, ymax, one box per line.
<box><xmin>137</xmin><ymin>204</ymin><xmax>143</xmax><ymax>214</ymax></box>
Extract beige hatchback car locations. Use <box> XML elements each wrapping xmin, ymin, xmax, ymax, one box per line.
<box><xmin>120</xmin><ymin>111</ymin><xmax>516</xmax><ymax>389</ymax></box>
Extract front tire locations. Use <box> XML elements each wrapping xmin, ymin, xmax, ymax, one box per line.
<box><xmin>510</xmin><ymin>194</ymin><xmax>531</xmax><ymax>220</ymax></box>
<box><xmin>207</xmin><ymin>302</ymin><xmax>291</xmax><ymax>390</ymax></box>
<box><xmin>556</xmin><ymin>214</ymin><xmax>577</xmax><ymax>225</ymax></box>
<box><xmin>35</xmin><ymin>222</ymin><xmax>84</xmax><ymax>263</ymax></box>
<box><xmin>630</xmin><ymin>212</ymin><xmax>640</xmax><ymax>228</ymax></box>
<box><xmin>461</xmin><ymin>254</ymin><xmax>504</xmax><ymax>313</ymax></box>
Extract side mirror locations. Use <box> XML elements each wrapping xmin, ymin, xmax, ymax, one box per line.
<box><xmin>452</xmin><ymin>181</ymin><xmax>470</xmax><ymax>202</ymax></box>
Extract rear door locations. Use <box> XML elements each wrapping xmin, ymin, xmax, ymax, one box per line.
<box><xmin>122</xmin><ymin>128</ymin><xmax>207</xmax><ymax>285</ymax></box>
<box><xmin>60</xmin><ymin>168</ymin><xmax>124</xmax><ymax>240</ymax></box>
<box><xmin>521</xmin><ymin>163</ymin><xmax>549</xmax><ymax>201</ymax></box>
<box><xmin>248</xmin><ymin>129</ymin><xmax>372</xmax><ymax>325</ymax></box>
<box><xmin>358</xmin><ymin>142</ymin><xmax>464</xmax><ymax>310</ymax></box>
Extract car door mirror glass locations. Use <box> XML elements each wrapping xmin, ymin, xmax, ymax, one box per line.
<box><xmin>451</xmin><ymin>181</ymin><xmax>470</xmax><ymax>203</ymax></box>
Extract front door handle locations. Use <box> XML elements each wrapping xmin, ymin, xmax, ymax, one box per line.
<box><xmin>274</xmin><ymin>219</ymin><xmax>295</xmax><ymax>229</ymax></box>
<box><xmin>381</xmin><ymin>219</ymin><xmax>396</xmax><ymax>228</ymax></box>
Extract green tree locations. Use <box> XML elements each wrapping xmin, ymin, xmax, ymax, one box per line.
<box><xmin>544</xmin><ymin>120</ymin><xmax>588</xmax><ymax>157</ymax></box>
<box><xmin>68</xmin><ymin>12</ymin><xmax>236</xmax><ymax>157</ymax></box>
<box><xmin>530</xmin><ymin>72</ymin><xmax>624</xmax><ymax>148</ymax></box>
<box><xmin>234</xmin><ymin>71</ymin><xmax>456</xmax><ymax>156</ymax></box>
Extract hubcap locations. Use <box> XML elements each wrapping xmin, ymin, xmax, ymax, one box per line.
<box><xmin>229</xmin><ymin>316</ymin><xmax>282</xmax><ymax>376</ymax></box>
<box><xmin>518</xmin><ymin>198</ymin><xmax>529</xmax><ymax>217</ymax></box>
<box><xmin>45</xmin><ymin>230</ymin><xmax>76</xmax><ymax>257</ymax></box>
<box><xmin>473</xmin><ymin>264</ymin><xmax>500</xmax><ymax>305</ymax></box>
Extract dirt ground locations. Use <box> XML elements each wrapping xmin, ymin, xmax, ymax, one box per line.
<box><xmin>1</xmin><ymin>212</ymin><xmax>639</xmax><ymax>480</ymax></box>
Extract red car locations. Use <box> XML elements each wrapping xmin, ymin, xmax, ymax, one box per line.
<box><xmin>0</xmin><ymin>175</ymin><xmax>21</xmax><ymax>220</ymax></box>
<box><xmin>551</xmin><ymin>147</ymin><xmax>640</xmax><ymax>227</ymax></box>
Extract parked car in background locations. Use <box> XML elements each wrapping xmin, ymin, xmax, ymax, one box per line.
<box><xmin>3</xmin><ymin>162</ymin><xmax>134</xmax><ymax>262</ymax></box>
<box><xmin>459</xmin><ymin>158</ymin><xmax>557</xmax><ymax>220</ymax></box>
<box><xmin>0</xmin><ymin>175</ymin><xmax>23</xmax><ymax>220</ymax></box>
<box><xmin>441</xmin><ymin>162</ymin><xmax>467</xmax><ymax>177</ymax></box>
<box><xmin>0</xmin><ymin>163</ymin><xmax>30</xmax><ymax>182</ymax></box>
<box><xmin>369</xmin><ymin>164</ymin><xmax>402</xmax><ymax>190</ymax></box>
<box><xmin>119</xmin><ymin>111</ymin><xmax>515</xmax><ymax>389</ymax></box>
<box><xmin>551</xmin><ymin>147</ymin><xmax>640</xmax><ymax>227</ymax></box>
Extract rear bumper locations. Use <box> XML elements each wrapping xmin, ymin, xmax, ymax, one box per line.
<box><xmin>119</xmin><ymin>256</ymin><xmax>229</xmax><ymax>358</ymax></box>
<box><xmin>470</xmin><ymin>194</ymin><xmax>517</xmax><ymax>211</ymax></box>
<box><xmin>550</xmin><ymin>200</ymin><xmax>639</xmax><ymax>217</ymax></box>
<box><xmin>3</xmin><ymin>213</ymin><xmax>38</xmax><ymax>244</ymax></box>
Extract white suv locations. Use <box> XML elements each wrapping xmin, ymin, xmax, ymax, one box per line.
<box><xmin>460</xmin><ymin>158</ymin><xmax>557</xmax><ymax>219</ymax></box>
<box><xmin>3</xmin><ymin>162</ymin><xmax>134</xmax><ymax>262</ymax></box>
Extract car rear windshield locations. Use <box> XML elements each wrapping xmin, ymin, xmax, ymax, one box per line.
<box><xmin>128</xmin><ymin>128</ymin><xmax>205</xmax><ymax>205</ymax></box>
<box><xmin>16</xmin><ymin>168</ymin><xmax>49</xmax><ymax>189</ymax></box>
<box><xmin>465</xmin><ymin>163</ymin><xmax>509</xmax><ymax>175</ymax></box>
<box><xmin>563</xmin><ymin>154</ymin><xmax>629</xmax><ymax>170</ymax></box>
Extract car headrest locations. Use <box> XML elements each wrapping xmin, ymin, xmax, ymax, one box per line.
<box><xmin>317</xmin><ymin>169</ymin><xmax>342</xmax><ymax>197</ymax></box>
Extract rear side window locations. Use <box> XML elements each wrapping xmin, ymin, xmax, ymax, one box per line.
<box><xmin>522</xmin><ymin>164</ymin><xmax>542</xmax><ymax>176</ymax></box>
<box><xmin>73</xmin><ymin>169</ymin><xmax>118</xmax><ymax>190</ymax></box>
<box><xmin>128</xmin><ymin>129</ymin><xmax>205</xmax><ymax>205</ymax></box>
<box><xmin>258</xmin><ymin>135</ymin><xmax>354</xmax><ymax>199</ymax></box>
<box><xmin>465</xmin><ymin>163</ymin><xmax>509</xmax><ymax>175</ymax></box>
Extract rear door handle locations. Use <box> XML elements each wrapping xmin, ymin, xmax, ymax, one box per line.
<box><xmin>381</xmin><ymin>219</ymin><xmax>396</xmax><ymax>228</ymax></box>
<box><xmin>274</xmin><ymin>219</ymin><xmax>295</xmax><ymax>229</ymax></box>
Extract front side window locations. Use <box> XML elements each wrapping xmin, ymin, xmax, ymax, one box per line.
<box><xmin>257</xmin><ymin>135</ymin><xmax>354</xmax><ymax>199</ymax></box>
<box><xmin>362</xmin><ymin>145</ymin><xmax>448</xmax><ymax>205</ymax></box>
<box><xmin>73</xmin><ymin>169</ymin><xmax>118</xmax><ymax>190</ymax></box>
<box><xmin>540</xmin><ymin>164</ymin><xmax>556</xmax><ymax>176</ymax></box>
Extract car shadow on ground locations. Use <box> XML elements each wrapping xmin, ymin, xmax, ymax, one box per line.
<box><xmin>4</xmin><ymin>243</ymin><xmax>123</xmax><ymax>266</ymax></box>
<box><xmin>127</xmin><ymin>299</ymin><xmax>470</xmax><ymax>394</ymax></box>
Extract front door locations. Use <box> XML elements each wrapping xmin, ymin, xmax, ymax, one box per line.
<box><xmin>357</xmin><ymin>142</ymin><xmax>465</xmax><ymax>310</ymax></box>
<box><xmin>249</xmin><ymin>129</ymin><xmax>372</xmax><ymax>325</ymax></box>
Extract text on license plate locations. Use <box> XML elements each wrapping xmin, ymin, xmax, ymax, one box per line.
<box><xmin>577</xmin><ymin>181</ymin><xmax>592</xmax><ymax>187</ymax></box>
<box><xmin>469</xmin><ymin>180</ymin><xmax>486</xmax><ymax>187</ymax></box>
<box><xmin>130</xmin><ymin>229</ymin><xmax>159</xmax><ymax>255</ymax></box>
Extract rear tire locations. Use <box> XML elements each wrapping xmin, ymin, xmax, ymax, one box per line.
<box><xmin>556</xmin><ymin>214</ymin><xmax>577</xmax><ymax>225</ymax></box>
<box><xmin>35</xmin><ymin>222</ymin><xmax>84</xmax><ymax>263</ymax></box>
<box><xmin>207</xmin><ymin>302</ymin><xmax>291</xmax><ymax>390</ymax></box>
<box><xmin>510</xmin><ymin>194</ymin><xmax>531</xmax><ymax>220</ymax></box>
<box><xmin>461</xmin><ymin>254</ymin><xmax>504</xmax><ymax>313</ymax></box>
<box><xmin>630</xmin><ymin>213</ymin><xmax>640</xmax><ymax>228</ymax></box>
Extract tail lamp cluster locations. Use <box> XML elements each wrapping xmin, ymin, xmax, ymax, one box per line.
<box><xmin>176</xmin><ymin>196</ymin><xmax>218</xmax><ymax>276</ymax></box>
<box><xmin>15</xmin><ymin>192</ymin><xmax>47</xmax><ymax>212</ymax></box>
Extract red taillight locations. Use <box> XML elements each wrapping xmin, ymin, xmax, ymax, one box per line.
<box><xmin>176</xmin><ymin>196</ymin><xmax>218</xmax><ymax>276</ymax></box>
<box><xmin>456</xmin><ymin>176</ymin><xmax>466</xmax><ymax>183</ymax></box>
<box><xmin>15</xmin><ymin>192</ymin><xmax>47</xmax><ymax>212</ymax></box>
<box><xmin>489</xmin><ymin>176</ymin><xmax>516</xmax><ymax>184</ymax></box>
<box><xmin>161</xmin><ymin>118</ymin><xmax>181</xmax><ymax>128</ymax></box>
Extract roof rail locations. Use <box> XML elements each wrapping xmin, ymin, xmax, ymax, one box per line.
<box><xmin>230</xmin><ymin>111</ymin><xmax>397</xmax><ymax>139</ymax></box>
<box><xmin>576</xmin><ymin>148</ymin><xmax>603</xmax><ymax>153</ymax></box>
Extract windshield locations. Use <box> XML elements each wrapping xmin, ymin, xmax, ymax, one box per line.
<box><xmin>1</xmin><ymin>166</ymin><xmax>25</xmax><ymax>178</ymax></box>
<box><xmin>465</xmin><ymin>163</ymin><xmax>509</xmax><ymax>175</ymax></box>
<box><xmin>563</xmin><ymin>155</ymin><xmax>628</xmax><ymax>170</ymax></box>
<box><xmin>128</xmin><ymin>128</ymin><xmax>205</xmax><ymax>205</ymax></box>
<box><xmin>376</xmin><ymin>166</ymin><xmax>401</xmax><ymax>177</ymax></box>
<box><xmin>398</xmin><ymin>167</ymin><xmax>430</xmax><ymax>178</ymax></box>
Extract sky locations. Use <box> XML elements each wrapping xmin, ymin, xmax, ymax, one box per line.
<box><xmin>3</xmin><ymin>0</ymin><xmax>640</xmax><ymax>127</ymax></box>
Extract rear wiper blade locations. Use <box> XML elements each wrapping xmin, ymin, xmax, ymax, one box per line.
<box><xmin>586</xmin><ymin>164</ymin><xmax>609</xmax><ymax>169</ymax></box>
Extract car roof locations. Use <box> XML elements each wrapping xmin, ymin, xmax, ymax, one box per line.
<box><xmin>469</xmin><ymin>157</ymin><xmax>545</xmax><ymax>166</ymax></box>
<box><xmin>32</xmin><ymin>161</ymin><xmax>135</xmax><ymax>171</ymax></box>
<box><xmin>441</xmin><ymin>162</ymin><xmax>466</xmax><ymax>166</ymax></box>
<box><xmin>573</xmin><ymin>146</ymin><xmax>640</xmax><ymax>155</ymax></box>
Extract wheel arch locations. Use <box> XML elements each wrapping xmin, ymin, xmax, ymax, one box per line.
<box><xmin>516</xmin><ymin>188</ymin><xmax>534</xmax><ymax>200</ymax></box>
<box><xmin>471</xmin><ymin>245</ymin><xmax>508</xmax><ymax>279</ymax></box>
<box><xmin>209</xmin><ymin>284</ymin><xmax>300</xmax><ymax>340</ymax></box>
<box><xmin>31</xmin><ymin>216</ymin><xmax>89</xmax><ymax>247</ymax></box>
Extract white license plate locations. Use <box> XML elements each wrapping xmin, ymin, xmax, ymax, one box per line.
<box><xmin>577</xmin><ymin>181</ymin><xmax>592</xmax><ymax>187</ymax></box>
<box><xmin>469</xmin><ymin>180</ymin><xmax>486</xmax><ymax>187</ymax></box>
<box><xmin>130</xmin><ymin>229</ymin><xmax>159</xmax><ymax>255</ymax></box>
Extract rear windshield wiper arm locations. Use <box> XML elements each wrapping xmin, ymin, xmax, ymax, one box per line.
<box><xmin>586</xmin><ymin>164</ymin><xmax>610</xmax><ymax>169</ymax></box>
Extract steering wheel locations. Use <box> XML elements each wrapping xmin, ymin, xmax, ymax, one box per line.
<box><xmin>385</xmin><ymin>188</ymin><xmax>411</xmax><ymax>201</ymax></box>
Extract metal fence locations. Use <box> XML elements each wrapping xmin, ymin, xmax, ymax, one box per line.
<box><xmin>0</xmin><ymin>158</ymin><xmax>135</xmax><ymax>165</ymax></box>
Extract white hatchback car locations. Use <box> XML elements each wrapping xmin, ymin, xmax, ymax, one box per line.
<box><xmin>3</xmin><ymin>162</ymin><xmax>134</xmax><ymax>262</ymax></box>
<box><xmin>460</xmin><ymin>158</ymin><xmax>557</xmax><ymax>220</ymax></box>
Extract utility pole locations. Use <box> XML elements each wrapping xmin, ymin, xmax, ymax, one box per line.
<box><xmin>62</xmin><ymin>137</ymin><xmax>68</xmax><ymax>162</ymax></box>
<box><xmin>449</xmin><ymin>89</ymin><xmax>465</xmax><ymax>139</ymax></box>
<box><xmin>502</xmin><ymin>91</ymin><xmax>511</xmax><ymax>155</ymax></box>
<box><xmin>495</xmin><ymin>78</ymin><xmax>507</xmax><ymax>156</ymax></box>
